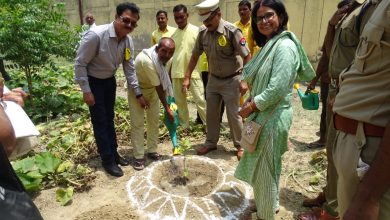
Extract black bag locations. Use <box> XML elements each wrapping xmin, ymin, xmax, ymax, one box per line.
<box><xmin>0</xmin><ymin>144</ymin><xmax>43</xmax><ymax>220</ymax></box>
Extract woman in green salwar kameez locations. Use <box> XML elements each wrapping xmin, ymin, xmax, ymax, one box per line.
<box><xmin>235</xmin><ymin>1</ymin><xmax>315</xmax><ymax>219</ymax></box>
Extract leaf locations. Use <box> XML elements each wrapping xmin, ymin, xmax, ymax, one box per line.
<box><xmin>56</xmin><ymin>161</ymin><xmax>73</xmax><ymax>173</ymax></box>
<box><xmin>35</xmin><ymin>152</ymin><xmax>62</xmax><ymax>174</ymax></box>
<box><xmin>56</xmin><ymin>187</ymin><xmax>74</xmax><ymax>206</ymax></box>
<box><xmin>17</xmin><ymin>173</ymin><xmax>42</xmax><ymax>191</ymax></box>
<box><xmin>12</xmin><ymin>157</ymin><xmax>36</xmax><ymax>173</ymax></box>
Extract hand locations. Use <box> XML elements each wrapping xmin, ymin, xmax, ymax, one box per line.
<box><xmin>137</xmin><ymin>96</ymin><xmax>150</xmax><ymax>109</ymax></box>
<box><xmin>239</xmin><ymin>81</ymin><xmax>248</xmax><ymax>95</ymax></box>
<box><xmin>238</xmin><ymin>102</ymin><xmax>254</xmax><ymax>119</ymax></box>
<box><xmin>307</xmin><ymin>79</ymin><xmax>317</xmax><ymax>90</ymax></box>
<box><xmin>83</xmin><ymin>92</ymin><xmax>95</xmax><ymax>106</ymax></box>
<box><xmin>343</xmin><ymin>196</ymin><xmax>379</xmax><ymax>220</ymax></box>
<box><xmin>166</xmin><ymin>108</ymin><xmax>174</xmax><ymax>123</ymax></box>
<box><xmin>328</xmin><ymin>97</ymin><xmax>335</xmax><ymax>110</ymax></box>
<box><xmin>182</xmin><ymin>77</ymin><xmax>190</xmax><ymax>93</ymax></box>
<box><xmin>329</xmin><ymin>5</ymin><xmax>350</xmax><ymax>26</ymax></box>
<box><xmin>11</xmin><ymin>88</ymin><xmax>28</xmax><ymax>99</ymax></box>
<box><xmin>3</xmin><ymin>92</ymin><xmax>25</xmax><ymax>107</ymax></box>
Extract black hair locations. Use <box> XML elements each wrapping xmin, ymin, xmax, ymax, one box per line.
<box><xmin>239</xmin><ymin>0</ymin><xmax>252</xmax><ymax>10</ymax></box>
<box><xmin>156</xmin><ymin>10</ymin><xmax>168</xmax><ymax>18</ymax></box>
<box><xmin>116</xmin><ymin>2</ymin><xmax>140</xmax><ymax>19</ymax></box>
<box><xmin>251</xmin><ymin>0</ymin><xmax>289</xmax><ymax>47</ymax></box>
<box><xmin>173</xmin><ymin>4</ymin><xmax>188</xmax><ymax>13</ymax></box>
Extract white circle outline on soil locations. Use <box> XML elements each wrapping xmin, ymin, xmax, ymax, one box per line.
<box><xmin>126</xmin><ymin>156</ymin><xmax>253</xmax><ymax>220</ymax></box>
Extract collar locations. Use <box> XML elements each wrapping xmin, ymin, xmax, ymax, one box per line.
<box><xmin>108</xmin><ymin>22</ymin><xmax>117</xmax><ymax>38</ymax></box>
<box><xmin>238</xmin><ymin>19</ymin><xmax>251</xmax><ymax>27</ymax></box>
<box><xmin>158</xmin><ymin>26</ymin><xmax>169</xmax><ymax>33</ymax></box>
<box><xmin>216</xmin><ymin>19</ymin><xmax>225</xmax><ymax>34</ymax></box>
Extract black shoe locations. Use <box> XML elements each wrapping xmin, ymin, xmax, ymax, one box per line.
<box><xmin>115</xmin><ymin>155</ymin><xmax>130</xmax><ymax>166</ymax></box>
<box><xmin>102</xmin><ymin>162</ymin><xmax>123</xmax><ymax>177</ymax></box>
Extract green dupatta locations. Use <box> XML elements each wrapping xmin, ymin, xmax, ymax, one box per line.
<box><xmin>242</xmin><ymin>31</ymin><xmax>315</xmax><ymax>98</ymax></box>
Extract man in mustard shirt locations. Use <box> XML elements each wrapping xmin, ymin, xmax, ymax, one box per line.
<box><xmin>129</xmin><ymin>38</ymin><xmax>175</xmax><ymax>170</ymax></box>
<box><xmin>151</xmin><ymin>10</ymin><xmax>176</xmax><ymax>45</ymax></box>
<box><xmin>233</xmin><ymin>0</ymin><xmax>255</xmax><ymax>56</ymax></box>
<box><xmin>171</xmin><ymin>4</ymin><xmax>206</xmax><ymax>129</ymax></box>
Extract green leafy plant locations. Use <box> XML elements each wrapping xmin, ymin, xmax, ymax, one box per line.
<box><xmin>0</xmin><ymin>0</ymin><xmax>79</xmax><ymax>96</ymax></box>
<box><xmin>12</xmin><ymin>152</ymin><xmax>94</xmax><ymax>202</ymax></box>
<box><xmin>8</xmin><ymin>65</ymin><xmax>86</xmax><ymax>122</ymax></box>
<box><xmin>56</xmin><ymin>187</ymin><xmax>74</xmax><ymax>206</ymax></box>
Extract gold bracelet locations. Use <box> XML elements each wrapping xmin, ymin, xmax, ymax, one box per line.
<box><xmin>248</xmin><ymin>102</ymin><xmax>254</xmax><ymax>111</ymax></box>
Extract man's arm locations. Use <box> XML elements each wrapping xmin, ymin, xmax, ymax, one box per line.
<box><xmin>343</xmin><ymin>120</ymin><xmax>390</xmax><ymax>220</ymax></box>
<box><xmin>324</xmin><ymin>4</ymin><xmax>352</xmax><ymax>58</ymax></box>
<box><xmin>155</xmin><ymin>85</ymin><xmax>174</xmax><ymax>122</ymax></box>
<box><xmin>182</xmin><ymin>53</ymin><xmax>200</xmax><ymax>91</ymax></box>
<box><xmin>74</xmin><ymin>31</ymin><xmax>100</xmax><ymax>106</ymax></box>
<box><xmin>0</xmin><ymin>80</ymin><xmax>15</xmax><ymax>156</ymax></box>
<box><xmin>123</xmin><ymin>40</ymin><xmax>149</xmax><ymax>108</ymax></box>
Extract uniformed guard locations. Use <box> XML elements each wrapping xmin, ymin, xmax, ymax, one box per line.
<box><xmin>331</xmin><ymin>0</ymin><xmax>390</xmax><ymax>219</ymax></box>
<box><xmin>182</xmin><ymin>0</ymin><xmax>251</xmax><ymax>159</ymax></box>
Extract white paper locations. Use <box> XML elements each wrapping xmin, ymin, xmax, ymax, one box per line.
<box><xmin>4</xmin><ymin>101</ymin><xmax>40</xmax><ymax>138</ymax></box>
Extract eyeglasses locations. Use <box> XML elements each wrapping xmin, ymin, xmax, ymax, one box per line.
<box><xmin>203</xmin><ymin>10</ymin><xmax>218</xmax><ymax>23</ymax></box>
<box><xmin>256</xmin><ymin>12</ymin><xmax>275</xmax><ymax>24</ymax></box>
<box><xmin>120</xmin><ymin>16</ymin><xmax>138</xmax><ymax>28</ymax></box>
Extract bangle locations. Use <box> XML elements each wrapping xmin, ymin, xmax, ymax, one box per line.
<box><xmin>0</xmin><ymin>98</ymin><xmax>7</xmax><ymax>110</ymax></box>
<box><xmin>248</xmin><ymin>102</ymin><xmax>254</xmax><ymax>111</ymax></box>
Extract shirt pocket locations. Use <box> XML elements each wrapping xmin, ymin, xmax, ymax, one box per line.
<box><xmin>355</xmin><ymin>21</ymin><xmax>384</xmax><ymax>73</ymax></box>
<box><xmin>216</xmin><ymin>41</ymin><xmax>234</xmax><ymax>57</ymax></box>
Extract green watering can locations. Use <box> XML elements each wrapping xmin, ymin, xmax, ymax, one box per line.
<box><xmin>294</xmin><ymin>83</ymin><xmax>319</xmax><ymax>110</ymax></box>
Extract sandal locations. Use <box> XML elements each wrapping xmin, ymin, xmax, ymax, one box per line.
<box><xmin>133</xmin><ymin>159</ymin><xmax>145</xmax><ymax>170</ymax></box>
<box><xmin>196</xmin><ymin>146</ymin><xmax>217</xmax><ymax>155</ymax></box>
<box><xmin>147</xmin><ymin>152</ymin><xmax>161</xmax><ymax>161</ymax></box>
<box><xmin>307</xmin><ymin>140</ymin><xmax>325</xmax><ymax>149</ymax></box>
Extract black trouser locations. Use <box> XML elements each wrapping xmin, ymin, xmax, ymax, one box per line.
<box><xmin>201</xmin><ymin>71</ymin><xmax>224</xmax><ymax>122</ymax></box>
<box><xmin>88</xmin><ymin>76</ymin><xmax>118</xmax><ymax>164</ymax></box>
<box><xmin>319</xmin><ymin>81</ymin><xmax>329</xmax><ymax>136</ymax></box>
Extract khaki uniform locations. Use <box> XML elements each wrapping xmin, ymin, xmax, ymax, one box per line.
<box><xmin>193</xmin><ymin>19</ymin><xmax>250</xmax><ymax>148</ymax></box>
<box><xmin>324</xmin><ymin>2</ymin><xmax>371</xmax><ymax>215</ymax></box>
<box><xmin>128</xmin><ymin>52</ymin><xmax>161</xmax><ymax>159</ymax></box>
<box><xmin>333</xmin><ymin>0</ymin><xmax>390</xmax><ymax>218</ymax></box>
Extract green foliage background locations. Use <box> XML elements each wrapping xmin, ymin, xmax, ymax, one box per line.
<box><xmin>0</xmin><ymin>0</ymin><xmax>79</xmax><ymax>95</ymax></box>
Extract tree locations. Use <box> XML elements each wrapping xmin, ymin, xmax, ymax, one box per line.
<box><xmin>0</xmin><ymin>0</ymin><xmax>78</xmax><ymax>96</ymax></box>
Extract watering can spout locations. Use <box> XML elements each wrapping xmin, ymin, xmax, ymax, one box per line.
<box><xmin>294</xmin><ymin>83</ymin><xmax>304</xmax><ymax>100</ymax></box>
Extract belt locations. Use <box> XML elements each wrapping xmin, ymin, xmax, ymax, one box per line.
<box><xmin>211</xmin><ymin>71</ymin><xmax>241</xmax><ymax>79</ymax></box>
<box><xmin>334</xmin><ymin>114</ymin><xmax>385</xmax><ymax>137</ymax></box>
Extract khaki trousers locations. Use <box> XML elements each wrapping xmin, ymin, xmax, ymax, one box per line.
<box><xmin>128</xmin><ymin>87</ymin><xmax>159</xmax><ymax>159</ymax></box>
<box><xmin>172</xmin><ymin>78</ymin><xmax>206</xmax><ymax>128</ymax></box>
<box><xmin>323</xmin><ymin>86</ymin><xmax>339</xmax><ymax>216</ymax></box>
<box><xmin>333</xmin><ymin>123</ymin><xmax>390</xmax><ymax>219</ymax></box>
<box><xmin>205</xmin><ymin>75</ymin><xmax>242</xmax><ymax>148</ymax></box>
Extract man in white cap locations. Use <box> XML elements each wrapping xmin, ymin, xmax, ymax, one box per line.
<box><xmin>182</xmin><ymin>0</ymin><xmax>251</xmax><ymax>159</ymax></box>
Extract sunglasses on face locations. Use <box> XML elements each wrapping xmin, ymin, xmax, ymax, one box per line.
<box><xmin>203</xmin><ymin>10</ymin><xmax>218</xmax><ymax>23</ymax></box>
<box><xmin>120</xmin><ymin>16</ymin><xmax>138</xmax><ymax>28</ymax></box>
<box><xmin>256</xmin><ymin>12</ymin><xmax>275</xmax><ymax>24</ymax></box>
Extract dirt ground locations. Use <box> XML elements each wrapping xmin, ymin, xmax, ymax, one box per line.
<box><xmin>33</xmin><ymin>87</ymin><xmax>326</xmax><ymax>220</ymax></box>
